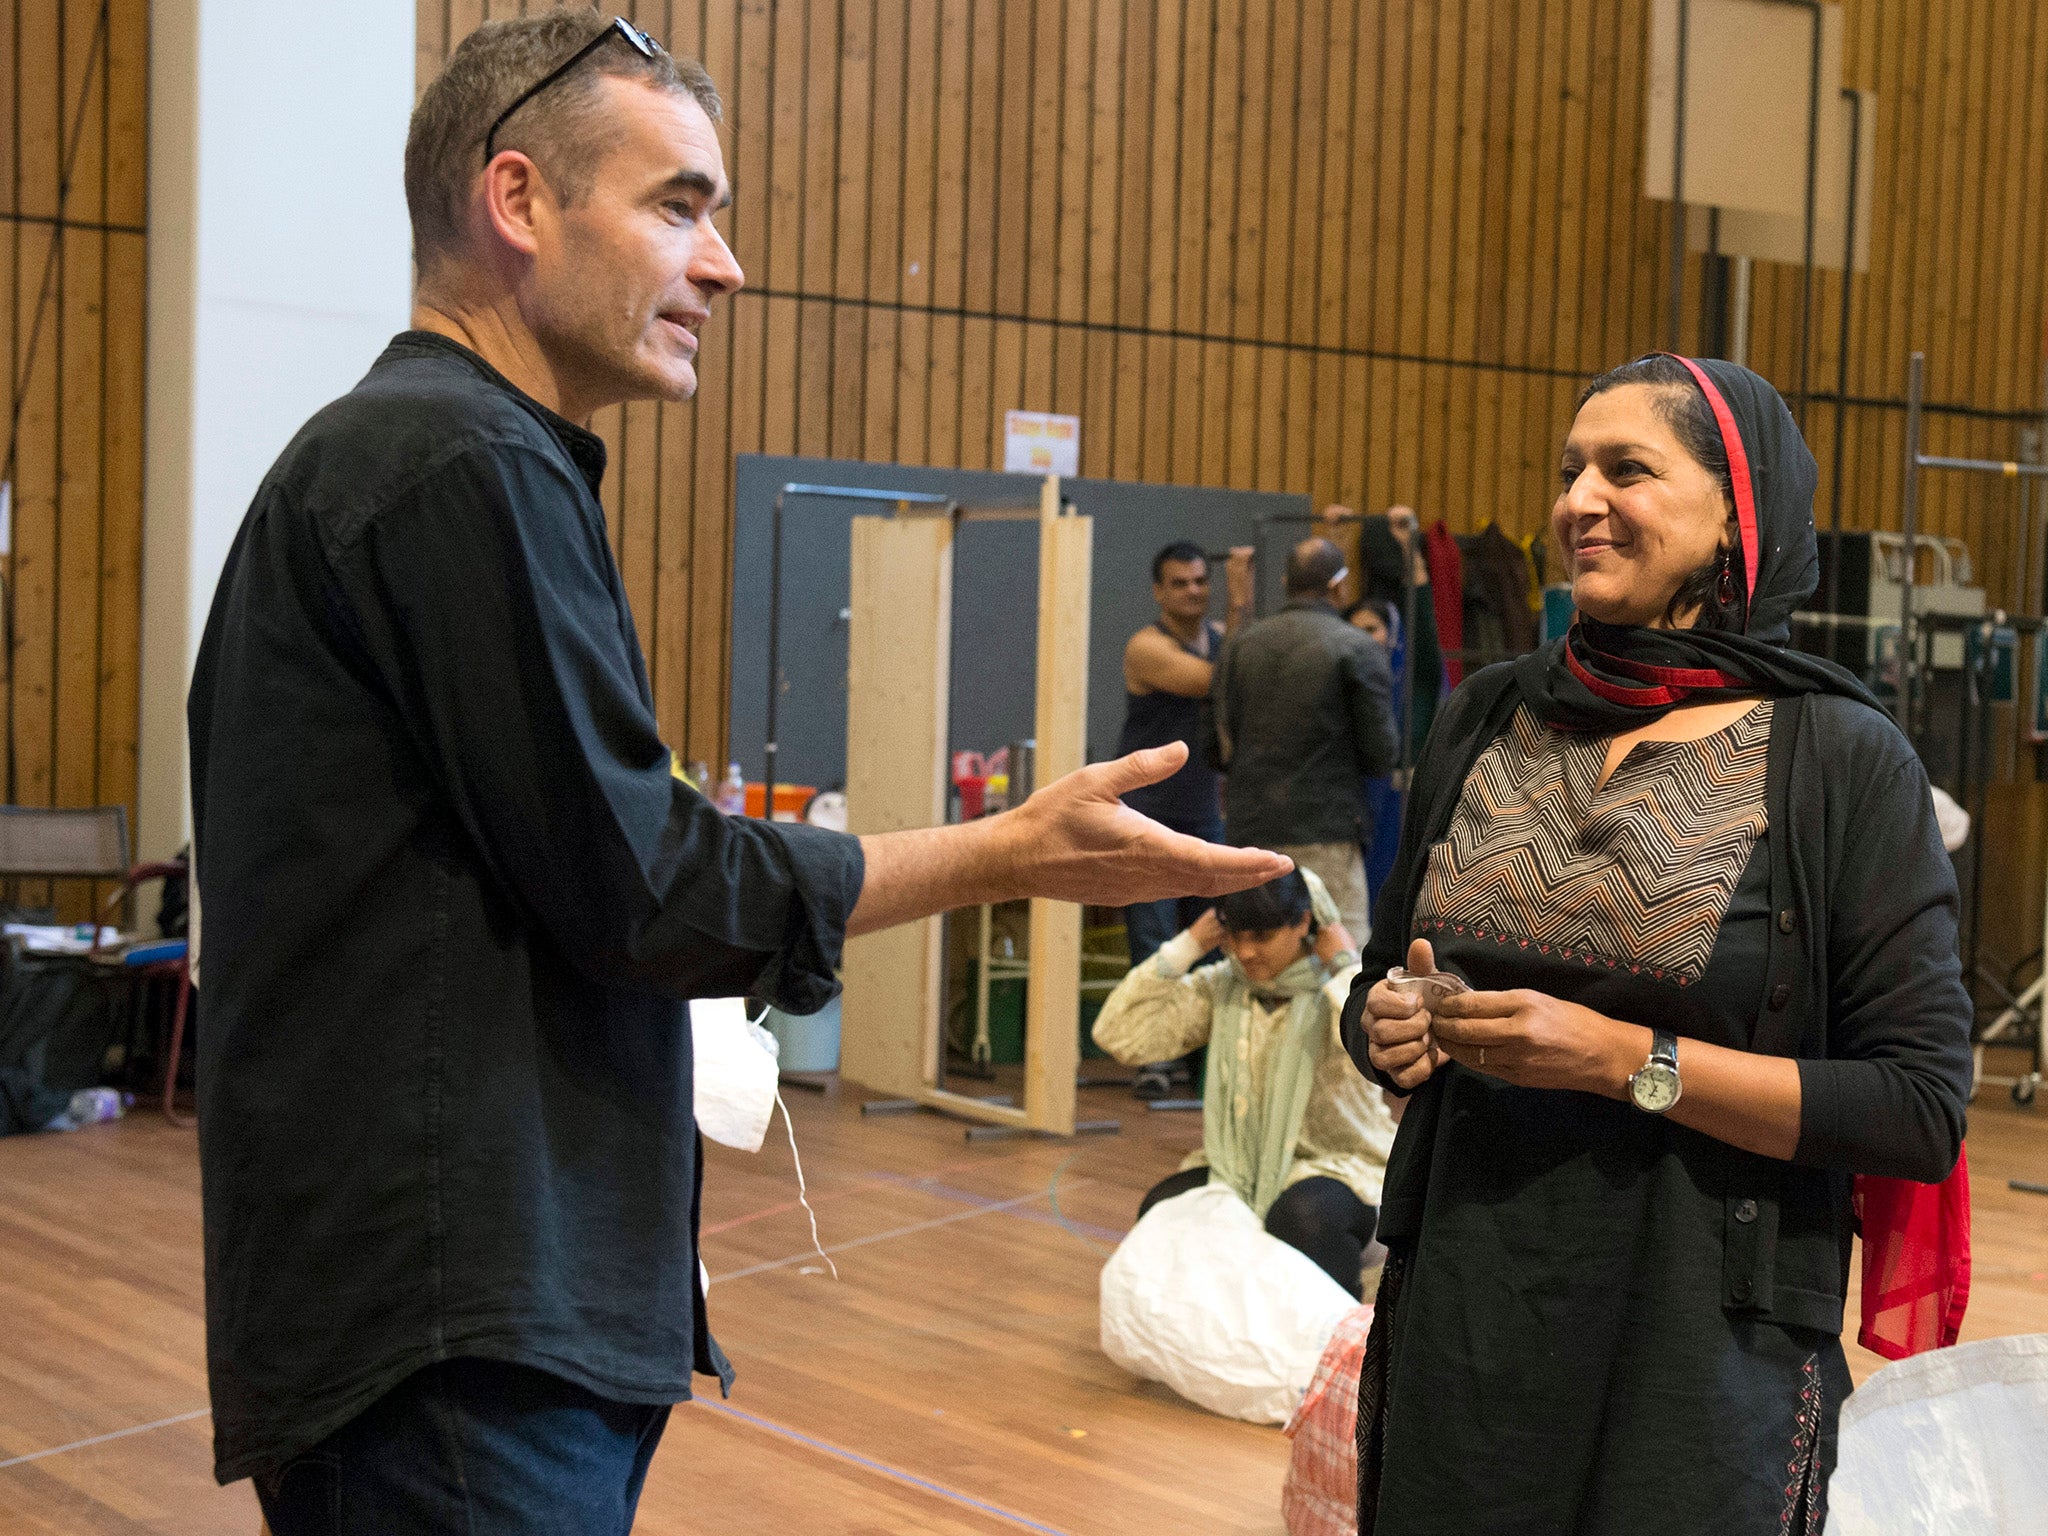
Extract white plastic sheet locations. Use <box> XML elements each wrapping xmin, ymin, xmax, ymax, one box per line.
<box><xmin>1099</xmin><ymin>1182</ymin><xmax>1357</xmax><ymax>1425</ymax></box>
<box><xmin>691</xmin><ymin>997</ymin><xmax>780</xmax><ymax>1153</ymax></box>
<box><xmin>1825</xmin><ymin>1332</ymin><xmax>2048</xmax><ymax>1536</ymax></box>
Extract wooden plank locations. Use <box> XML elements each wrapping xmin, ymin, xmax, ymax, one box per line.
<box><xmin>1442</xmin><ymin>4</ymin><xmax>1487</xmax><ymax>529</ymax></box>
<box><xmin>729</xmin><ymin>0</ymin><xmax>774</xmax><ymax>283</ymax></box>
<box><xmin>832</xmin><ymin>0</ymin><xmax>875</xmax><ymax>460</ymax></box>
<box><xmin>991</xmin><ymin>316</ymin><xmax>1024</xmax><ymax>459</ymax></box>
<box><xmin>447</xmin><ymin>0</ymin><xmax>485</xmax><ymax>52</ymax></box>
<box><xmin>1024</xmin><ymin>486</ymin><xmax>1087</xmax><ymax>1136</ymax></box>
<box><xmin>830</xmin><ymin>301</ymin><xmax>865</xmax><ymax>458</ymax></box>
<box><xmin>1116</xmin><ymin>0</ymin><xmax>1158</xmax><ymax>336</ymax></box>
<box><xmin>798</xmin><ymin>297</ymin><xmax>836</xmax><ymax>452</ymax></box>
<box><xmin>990</xmin><ymin>0</ymin><xmax>1033</xmax><ymax>318</ymax></box>
<box><xmin>1058</xmin><ymin>0</ymin><xmax>1101</xmax><ymax>331</ymax></box>
<box><xmin>106</xmin><ymin>0</ymin><xmax>146</xmax><ymax>227</ymax></box>
<box><xmin>96</xmin><ymin>229</ymin><xmax>143</xmax><ymax>853</ymax></box>
<box><xmin>957</xmin><ymin>314</ymin><xmax>992</xmax><ymax>469</ymax></box>
<box><xmin>0</xmin><ymin>0</ymin><xmax>15</xmax><ymax>214</ymax></box>
<box><xmin>685</xmin><ymin>333</ymin><xmax>735</xmax><ymax>769</ymax></box>
<box><xmin>11</xmin><ymin>220</ymin><xmax>58</xmax><ymax>851</ymax></box>
<box><xmin>52</xmin><ymin>226</ymin><xmax>103</xmax><ymax>918</ymax></box>
<box><xmin>619</xmin><ymin>400</ymin><xmax>659</xmax><ymax>662</ymax></box>
<box><xmin>763</xmin><ymin>0</ymin><xmax>807</xmax><ymax>296</ymax></box>
<box><xmin>1308</xmin><ymin>0</ymin><xmax>1356</xmax><ymax>504</ymax></box>
<box><xmin>957</xmin><ymin>0</ymin><xmax>1003</xmax><ymax>335</ymax></box>
<box><xmin>1050</xmin><ymin>0</ymin><xmax>1097</xmax><ymax>428</ymax></box>
<box><xmin>652</xmin><ymin>397</ymin><xmax>693</xmax><ymax>752</ymax></box>
<box><xmin>839</xmin><ymin>514</ymin><xmax>953</xmax><ymax>1103</ymax></box>
<box><xmin>922</xmin><ymin>0</ymin><xmax>970</xmax><ymax>465</ymax></box>
<box><xmin>925</xmin><ymin>310</ymin><xmax>960</xmax><ymax>467</ymax></box>
<box><xmin>762</xmin><ymin>294</ymin><xmax>799</xmax><ymax>455</ymax></box>
<box><xmin>1254</xmin><ymin>0</ymin><xmax>1299</xmax><ymax>492</ymax></box>
<box><xmin>863</xmin><ymin>0</ymin><xmax>907</xmax><ymax>461</ymax></box>
<box><xmin>1164</xmin><ymin>0</ymin><xmax>1210</xmax><ymax>481</ymax></box>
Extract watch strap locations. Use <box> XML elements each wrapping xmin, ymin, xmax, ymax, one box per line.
<box><xmin>1651</xmin><ymin>1029</ymin><xmax>1679</xmax><ymax>1067</ymax></box>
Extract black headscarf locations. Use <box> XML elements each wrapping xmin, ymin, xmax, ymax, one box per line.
<box><xmin>1514</xmin><ymin>355</ymin><xmax>1884</xmax><ymax>732</ymax></box>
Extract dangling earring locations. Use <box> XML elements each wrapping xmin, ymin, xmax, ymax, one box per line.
<box><xmin>1716</xmin><ymin>548</ymin><xmax>1736</xmax><ymax>606</ymax></box>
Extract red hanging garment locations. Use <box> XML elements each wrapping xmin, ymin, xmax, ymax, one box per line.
<box><xmin>1854</xmin><ymin>1147</ymin><xmax>1972</xmax><ymax>1362</ymax></box>
<box><xmin>1424</xmin><ymin>520</ymin><xmax>1466</xmax><ymax>686</ymax></box>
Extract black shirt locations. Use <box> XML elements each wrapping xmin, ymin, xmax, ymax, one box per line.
<box><xmin>1206</xmin><ymin>600</ymin><xmax>1398</xmax><ymax>847</ymax></box>
<box><xmin>188</xmin><ymin>332</ymin><xmax>864</xmax><ymax>1483</ymax></box>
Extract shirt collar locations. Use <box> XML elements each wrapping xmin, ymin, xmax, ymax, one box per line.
<box><xmin>385</xmin><ymin>330</ymin><xmax>609</xmax><ymax>490</ymax></box>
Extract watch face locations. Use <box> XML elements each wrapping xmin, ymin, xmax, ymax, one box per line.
<box><xmin>1631</xmin><ymin>1062</ymin><xmax>1681</xmax><ymax>1113</ymax></box>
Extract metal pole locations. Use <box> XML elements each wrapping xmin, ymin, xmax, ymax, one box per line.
<box><xmin>1667</xmin><ymin>0</ymin><xmax>1689</xmax><ymax>351</ymax></box>
<box><xmin>763</xmin><ymin>489</ymin><xmax>785</xmax><ymax>818</ymax></box>
<box><xmin>1729</xmin><ymin>256</ymin><xmax>1752</xmax><ymax>368</ymax></box>
<box><xmin>1827</xmin><ymin>88</ymin><xmax>1862</xmax><ymax>621</ymax></box>
<box><xmin>1400</xmin><ymin>549</ymin><xmax>1418</xmax><ymax>771</ymax></box>
<box><xmin>1793</xmin><ymin>1</ymin><xmax>1822</xmax><ymax>427</ymax></box>
<box><xmin>1901</xmin><ymin>352</ymin><xmax>1925</xmax><ymax>733</ymax></box>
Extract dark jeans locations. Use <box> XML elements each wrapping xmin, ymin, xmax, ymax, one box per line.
<box><xmin>254</xmin><ymin>1358</ymin><xmax>671</xmax><ymax>1536</ymax></box>
<box><xmin>1139</xmin><ymin>1167</ymin><xmax>1378</xmax><ymax>1300</ymax></box>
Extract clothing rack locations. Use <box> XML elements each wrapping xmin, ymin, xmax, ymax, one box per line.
<box><xmin>1897</xmin><ymin>354</ymin><xmax>2048</xmax><ymax>1190</ymax></box>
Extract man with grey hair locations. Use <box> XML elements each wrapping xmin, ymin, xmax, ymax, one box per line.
<box><xmin>1207</xmin><ymin>534</ymin><xmax>1398</xmax><ymax>939</ymax></box>
<box><xmin>188</xmin><ymin>11</ymin><xmax>1288</xmax><ymax>1532</ymax></box>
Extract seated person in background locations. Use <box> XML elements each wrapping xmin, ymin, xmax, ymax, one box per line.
<box><xmin>1092</xmin><ymin>870</ymin><xmax>1397</xmax><ymax>1298</ymax></box>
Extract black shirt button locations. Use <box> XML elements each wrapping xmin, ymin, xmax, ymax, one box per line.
<box><xmin>1777</xmin><ymin>909</ymin><xmax>1796</xmax><ymax>934</ymax></box>
<box><xmin>1731</xmin><ymin>1276</ymin><xmax>1754</xmax><ymax>1303</ymax></box>
<box><xmin>1768</xmin><ymin>983</ymin><xmax>1792</xmax><ymax>1010</ymax></box>
<box><xmin>1735</xmin><ymin>1198</ymin><xmax>1759</xmax><ymax>1223</ymax></box>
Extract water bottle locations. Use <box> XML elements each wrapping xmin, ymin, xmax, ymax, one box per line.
<box><xmin>715</xmin><ymin>762</ymin><xmax>747</xmax><ymax>816</ymax></box>
<box><xmin>44</xmin><ymin>1087</ymin><xmax>131</xmax><ymax>1132</ymax></box>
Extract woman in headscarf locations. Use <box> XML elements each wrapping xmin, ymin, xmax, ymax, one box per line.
<box><xmin>1095</xmin><ymin>868</ymin><xmax>1397</xmax><ymax>1297</ymax></box>
<box><xmin>1343</xmin><ymin>355</ymin><xmax>1972</xmax><ymax>1533</ymax></box>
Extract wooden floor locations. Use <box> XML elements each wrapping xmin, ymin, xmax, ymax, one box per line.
<box><xmin>1</xmin><ymin>1052</ymin><xmax>2044</xmax><ymax>1535</ymax></box>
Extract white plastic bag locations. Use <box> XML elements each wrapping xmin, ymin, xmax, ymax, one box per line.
<box><xmin>1825</xmin><ymin>1332</ymin><xmax>2048</xmax><ymax>1536</ymax></box>
<box><xmin>1099</xmin><ymin>1182</ymin><xmax>1357</xmax><ymax>1424</ymax></box>
<box><xmin>691</xmin><ymin>997</ymin><xmax>780</xmax><ymax>1152</ymax></box>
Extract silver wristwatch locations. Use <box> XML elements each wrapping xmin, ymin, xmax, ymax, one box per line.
<box><xmin>1628</xmin><ymin>1030</ymin><xmax>1682</xmax><ymax>1113</ymax></box>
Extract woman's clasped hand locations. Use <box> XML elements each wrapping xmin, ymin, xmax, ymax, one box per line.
<box><xmin>1367</xmin><ymin>942</ymin><xmax>1657</xmax><ymax>1100</ymax></box>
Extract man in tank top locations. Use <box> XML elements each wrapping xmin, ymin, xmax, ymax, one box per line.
<box><xmin>1115</xmin><ymin>541</ymin><xmax>1252</xmax><ymax>1095</ymax></box>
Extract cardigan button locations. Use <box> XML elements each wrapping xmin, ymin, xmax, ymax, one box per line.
<box><xmin>1731</xmin><ymin>1276</ymin><xmax>1754</xmax><ymax>1303</ymax></box>
<box><xmin>1735</xmin><ymin>1198</ymin><xmax>1759</xmax><ymax>1223</ymax></box>
<box><xmin>1768</xmin><ymin>983</ymin><xmax>1792</xmax><ymax>1011</ymax></box>
<box><xmin>1777</xmin><ymin>909</ymin><xmax>1796</xmax><ymax>934</ymax></box>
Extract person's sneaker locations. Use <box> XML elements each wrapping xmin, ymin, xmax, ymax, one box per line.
<box><xmin>1131</xmin><ymin>1063</ymin><xmax>1177</xmax><ymax>1100</ymax></box>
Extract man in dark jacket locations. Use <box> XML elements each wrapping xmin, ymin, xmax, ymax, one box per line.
<box><xmin>1208</xmin><ymin>536</ymin><xmax>1398</xmax><ymax>937</ymax></box>
<box><xmin>187</xmin><ymin>15</ymin><xmax>1289</xmax><ymax>1534</ymax></box>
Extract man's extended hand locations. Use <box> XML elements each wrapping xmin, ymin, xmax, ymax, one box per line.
<box><xmin>848</xmin><ymin>743</ymin><xmax>1292</xmax><ymax>936</ymax></box>
<box><xmin>997</xmin><ymin>743</ymin><xmax>1291</xmax><ymax>905</ymax></box>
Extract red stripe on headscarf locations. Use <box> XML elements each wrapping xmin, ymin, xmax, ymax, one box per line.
<box><xmin>1595</xmin><ymin>650</ymin><xmax>1742</xmax><ymax>690</ymax></box>
<box><xmin>1565</xmin><ymin>639</ymin><xmax>1687</xmax><ymax>707</ymax></box>
<box><xmin>1666</xmin><ymin>354</ymin><xmax>1761</xmax><ymax>624</ymax></box>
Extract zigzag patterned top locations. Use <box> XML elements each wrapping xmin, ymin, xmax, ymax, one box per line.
<box><xmin>1413</xmin><ymin>700</ymin><xmax>1772</xmax><ymax>988</ymax></box>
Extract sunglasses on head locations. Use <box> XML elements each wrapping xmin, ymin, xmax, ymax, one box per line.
<box><xmin>483</xmin><ymin>16</ymin><xmax>661</xmax><ymax>166</ymax></box>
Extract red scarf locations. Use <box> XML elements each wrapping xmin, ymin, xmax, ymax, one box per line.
<box><xmin>1856</xmin><ymin>1150</ymin><xmax>1972</xmax><ymax>1359</ymax></box>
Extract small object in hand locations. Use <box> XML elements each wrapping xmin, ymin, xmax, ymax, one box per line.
<box><xmin>1384</xmin><ymin>967</ymin><xmax>1470</xmax><ymax>1004</ymax></box>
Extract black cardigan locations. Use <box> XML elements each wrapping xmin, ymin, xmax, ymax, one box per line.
<box><xmin>1340</xmin><ymin>663</ymin><xmax>1973</xmax><ymax>1335</ymax></box>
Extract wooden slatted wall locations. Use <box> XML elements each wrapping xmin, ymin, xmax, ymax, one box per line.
<box><xmin>415</xmin><ymin>0</ymin><xmax>2048</xmax><ymax>780</ymax></box>
<box><xmin>3</xmin><ymin>0</ymin><xmax>147</xmax><ymax>914</ymax></box>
